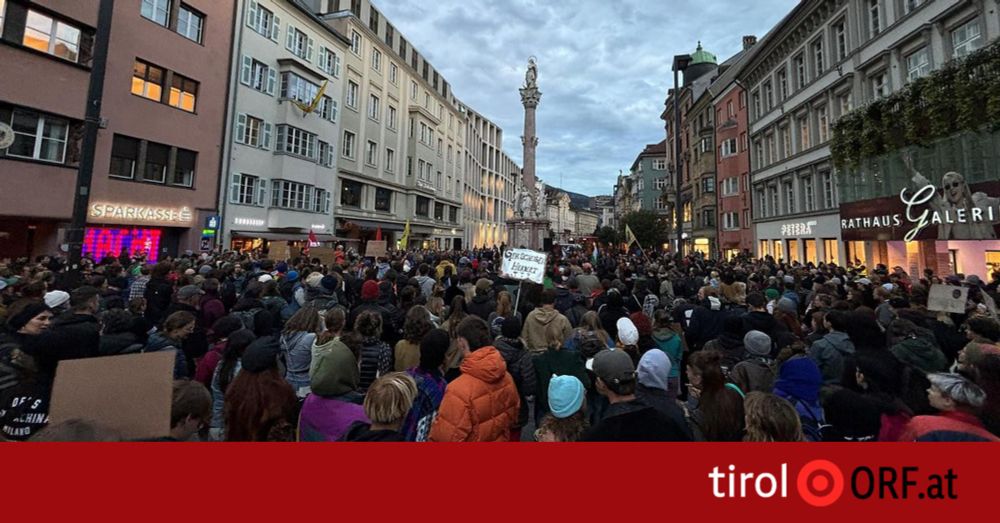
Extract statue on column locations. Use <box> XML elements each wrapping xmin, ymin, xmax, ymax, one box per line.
<box><xmin>525</xmin><ymin>57</ymin><xmax>538</xmax><ymax>89</ymax></box>
<box><xmin>533</xmin><ymin>182</ymin><xmax>547</xmax><ymax>220</ymax></box>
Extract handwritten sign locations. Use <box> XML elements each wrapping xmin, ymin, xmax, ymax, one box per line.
<box><xmin>927</xmin><ymin>284</ymin><xmax>969</xmax><ymax>314</ymax></box>
<box><xmin>501</xmin><ymin>248</ymin><xmax>547</xmax><ymax>284</ymax></box>
<box><xmin>365</xmin><ymin>240</ymin><xmax>387</xmax><ymax>259</ymax></box>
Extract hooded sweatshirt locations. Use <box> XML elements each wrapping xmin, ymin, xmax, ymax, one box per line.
<box><xmin>428</xmin><ymin>347</ymin><xmax>520</xmax><ymax>442</ymax></box>
<box><xmin>808</xmin><ymin>331</ymin><xmax>856</xmax><ymax>385</ymax></box>
<box><xmin>651</xmin><ymin>328</ymin><xmax>682</xmax><ymax>379</ymax></box>
<box><xmin>299</xmin><ymin>338</ymin><xmax>368</xmax><ymax>442</ymax></box>
<box><xmin>635</xmin><ymin>351</ymin><xmax>690</xmax><ymax>435</ymax></box>
<box><xmin>522</xmin><ymin>307</ymin><xmax>572</xmax><ymax>354</ymax></box>
<box><xmin>890</xmin><ymin>337</ymin><xmax>948</xmax><ymax>373</ymax></box>
<box><xmin>773</xmin><ymin>356</ymin><xmax>826</xmax><ymax>441</ymax></box>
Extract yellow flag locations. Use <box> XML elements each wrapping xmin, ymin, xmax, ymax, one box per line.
<box><xmin>399</xmin><ymin>220</ymin><xmax>411</xmax><ymax>249</ymax></box>
<box><xmin>293</xmin><ymin>79</ymin><xmax>329</xmax><ymax>116</ymax></box>
<box><xmin>625</xmin><ymin>224</ymin><xmax>638</xmax><ymax>246</ymax></box>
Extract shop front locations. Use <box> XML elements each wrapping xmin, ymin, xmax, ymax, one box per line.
<box><xmin>755</xmin><ymin>213</ymin><xmax>843</xmax><ymax>265</ymax></box>
<box><xmin>84</xmin><ymin>201</ymin><xmax>198</xmax><ymax>261</ymax></box>
<box><xmin>840</xmin><ymin>178</ymin><xmax>1000</xmax><ymax>279</ymax></box>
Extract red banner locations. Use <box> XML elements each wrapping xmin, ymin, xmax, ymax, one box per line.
<box><xmin>2</xmin><ymin>443</ymin><xmax>995</xmax><ymax>518</ymax></box>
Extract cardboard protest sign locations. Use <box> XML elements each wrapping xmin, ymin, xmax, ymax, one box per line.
<box><xmin>269</xmin><ymin>242</ymin><xmax>291</xmax><ymax>262</ymax></box>
<box><xmin>927</xmin><ymin>284</ymin><xmax>969</xmax><ymax>314</ymax></box>
<box><xmin>501</xmin><ymin>248</ymin><xmax>547</xmax><ymax>284</ymax></box>
<box><xmin>365</xmin><ymin>240</ymin><xmax>387</xmax><ymax>259</ymax></box>
<box><xmin>310</xmin><ymin>247</ymin><xmax>337</xmax><ymax>267</ymax></box>
<box><xmin>48</xmin><ymin>351</ymin><xmax>175</xmax><ymax>440</ymax></box>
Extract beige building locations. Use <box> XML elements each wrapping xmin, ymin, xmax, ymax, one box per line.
<box><xmin>547</xmin><ymin>189</ymin><xmax>599</xmax><ymax>243</ymax></box>
<box><xmin>464</xmin><ymin>108</ymin><xmax>520</xmax><ymax>249</ymax></box>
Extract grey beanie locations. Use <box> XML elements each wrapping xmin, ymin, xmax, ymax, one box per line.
<box><xmin>777</xmin><ymin>297</ymin><xmax>797</xmax><ymax>315</ymax></box>
<box><xmin>744</xmin><ymin>330</ymin><xmax>772</xmax><ymax>357</ymax></box>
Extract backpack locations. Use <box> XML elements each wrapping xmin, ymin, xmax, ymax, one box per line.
<box><xmin>231</xmin><ymin>308</ymin><xmax>262</xmax><ymax>331</ymax></box>
<box><xmin>796</xmin><ymin>399</ymin><xmax>830</xmax><ymax>442</ymax></box>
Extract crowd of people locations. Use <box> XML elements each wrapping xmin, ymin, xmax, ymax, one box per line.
<box><xmin>2</xmin><ymin>245</ymin><xmax>999</xmax><ymax>442</ymax></box>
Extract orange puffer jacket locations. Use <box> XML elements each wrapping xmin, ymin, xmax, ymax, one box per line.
<box><xmin>429</xmin><ymin>347</ymin><xmax>520</xmax><ymax>442</ymax></box>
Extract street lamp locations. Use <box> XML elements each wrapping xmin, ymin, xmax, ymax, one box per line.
<box><xmin>672</xmin><ymin>53</ymin><xmax>692</xmax><ymax>255</ymax></box>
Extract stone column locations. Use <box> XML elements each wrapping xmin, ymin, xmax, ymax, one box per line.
<box><xmin>520</xmin><ymin>86</ymin><xmax>541</xmax><ymax>191</ymax></box>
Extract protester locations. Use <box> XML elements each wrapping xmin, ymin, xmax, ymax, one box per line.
<box><xmin>683</xmin><ymin>350</ymin><xmax>745</xmax><ymax>441</ymax></box>
<box><xmin>342</xmin><ymin>372</ymin><xmax>417</xmax><ymax>442</ymax></box>
<box><xmin>402</xmin><ymin>329</ymin><xmax>450</xmax><ymax>441</ymax></box>
<box><xmin>522</xmin><ymin>288</ymin><xmax>572</xmax><ymax>354</ymax></box>
<box><xmin>898</xmin><ymin>373</ymin><xmax>999</xmax><ymax>442</ymax></box>
<box><xmin>169</xmin><ymin>380</ymin><xmax>212</xmax><ymax>441</ymax></box>
<box><xmin>534</xmin><ymin>375</ymin><xmax>588</xmax><ymax>442</ymax></box>
<box><xmin>279</xmin><ymin>306</ymin><xmax>321</xmax><ymax>396</ymax></box>
<box><xmin>145</xmin><ymin>311</ymin><xmax>196</xmax><ymax>379</ymax></box>
<box><xmin>395</xmin><ymin>306</ymin><xmax>434</xmax><ymax>372</ymax></box>
<box><xmin>743</xmin><ymin>392</ymin><xmax>804</xmax><ymax>442</ymax></box>
<box><xmin>223</xmin><ymin>335</ymin><xmax>298</xmax><ymax>442</ymax></box>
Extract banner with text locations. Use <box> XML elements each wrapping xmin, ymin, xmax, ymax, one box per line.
<box><xmin>501</xmin><ymin>248</ymin><xmax>547</xmax><ymax>284</ymax></box>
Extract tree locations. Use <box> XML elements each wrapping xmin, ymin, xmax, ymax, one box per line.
<box><xmin>596</xmin><ymin>226</ymin><xmax>619</xmax><ymax>246</ymax></box>
<box><xmin>621</xmin><ymin>210</ymin><xmax>669</xmax><ymax>250</ymax></box>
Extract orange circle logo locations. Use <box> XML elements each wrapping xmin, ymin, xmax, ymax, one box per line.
<box><xmin>797</xmin><ymin>460</ymin><xmax>845</xmax><ymax>507</ymax></box>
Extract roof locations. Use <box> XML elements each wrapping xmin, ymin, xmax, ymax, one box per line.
<box><xmin>690</xmin><ymin>42</ymin><xmax>718</xmax><ymax>65</ymax></box>
<box><xmin>630</xmin><ymin>140</ymin><xmax>668</xmax><ymax>171</ymax></box>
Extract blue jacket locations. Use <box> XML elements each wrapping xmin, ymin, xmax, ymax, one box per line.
<box><xmin>144</xmin><ymin>333</ymin><xmax>189</xmax><ymax>379</ymax></box>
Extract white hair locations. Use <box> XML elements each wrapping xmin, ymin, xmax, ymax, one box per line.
<box><xmin>927</xmin><ymin>373</ymin><xmax>986</xmax><ymax>408</ymax></box>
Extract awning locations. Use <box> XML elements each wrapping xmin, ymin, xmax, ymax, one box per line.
<box><xmin>231</xmin><ymin>231</ymin><xmax>357</xmax><ymax>242</ymax></box>
<box><xmin>337</xmin><ymin>219</ymin><xmax>405</xmax><ymax>232</ymax></box>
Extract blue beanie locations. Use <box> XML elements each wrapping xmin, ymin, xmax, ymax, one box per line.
<box><xmin>286</xmin><ymin>270</ymin><xmax>299</xmax><ymax>282</ymax></box>
<box><xmin>548</xmin><ymin>375</ymin><xmax>584</xmax><ymax>419</ymax></box>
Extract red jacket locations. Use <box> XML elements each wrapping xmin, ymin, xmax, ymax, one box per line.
<box><xmin>898</xmin><ymin>411</ymin><xmax>999</xmax><ymax>442</ymax></box>
<box><xmin>429</xmin><ymin>347</ymin><xmax>520</xmax><ymax>442</ymax></box>
<box><xmin>194</xmin><ymin>340</ymin><xmax>226</xmax><ymax>387</ymax></box>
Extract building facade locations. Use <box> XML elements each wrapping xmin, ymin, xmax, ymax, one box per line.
<box><xmin>220</xmin><ymin>0</ymin><xmax>349</xmax><ymax>252</ymax></box>
<box><xmin>0</xmin><ymin>0</ymin><xmax>233</xmax><ymax>260</ymax></box>
<box><xmin>834</xmin><ymin>0</ymin><xmax>1000</xmax><ymax>278</ymax></box>
<box><xmin>681</xmin><ymin>43</ymin><xmax>720</xmax><ymax>257</ymax></box>
<box><xmin>612</xmin><ymin>172</ymin><xmax>633</xmax><ymax>227</ymax></box>
<box><xmin>628</xmin><ymin>141</ymin><xmax>669</xmax><ymax>216</ymax></box>
<box><xmin>711</xmin><ymin>36</ymin><xmax>757</xmax><ymax>259</ymax></box>
<box><xmin>546</xmin><ymin>189</ymin><xmax>599</xmax><ymax>243</ymax></box>
<box><xmin>464</xmin><ymin>108</ymin><xmax>519</xmax><ymax>249</ymax></box>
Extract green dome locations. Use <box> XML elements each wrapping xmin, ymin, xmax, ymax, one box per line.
<box><xmin>690</xmin><ymin>41</ymin><xmax>717</xmax><ymax>65</ymax></box>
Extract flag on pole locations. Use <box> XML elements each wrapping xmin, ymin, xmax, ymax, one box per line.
<box><xmin>304</xmin><ymin>229</ymin><xmax>318</xmax><ymax>256</ymax></box>
<box><xmin>625</xmin><ymin>224</ymin><xmax>644</xmax><ymax>255</ymax></box>
<box><xmin>375</xmin><ymin>226</ymin><xmax>382</xmax><ymax>242</ymax></box>
<box><xmin>399</xmin><ymin>220</ymin><xmax>410</xmax><ymax>249</ymax></box>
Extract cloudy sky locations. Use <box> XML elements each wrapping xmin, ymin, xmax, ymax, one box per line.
<box><xmin>374</xmin><ymin>0</ymin><xmax>797</xmax><ymax>196</ymax></box>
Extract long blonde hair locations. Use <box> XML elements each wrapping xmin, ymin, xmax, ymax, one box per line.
<box><xmin>495</xmin><ymin>291</ymin><xmax>513</xmax><ymax>317</ymax></box>
<box><xmin>743</xmin><ymin>392</ymin><xmax>803</xmax><ymax>442</ymax></box>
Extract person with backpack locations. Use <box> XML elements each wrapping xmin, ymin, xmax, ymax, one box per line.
<box><xmin>729</xmin><ymin>331</ymin><xmax>775</xmax><ymax>394</ymax></box>
<box><xmin>144</xmin><ymin>311</ymin><xmax>197</xmax><ymax>379</ymax></box>
<box><xmin>772</xmin><ymin>356</ymin><xmax>826</xmax><ymax>442</ymax></box>
<box><xmin>493</xmin><ymin>316</ymin><xmax>536</xmax><ymax>441</ymax></box>
<box><xmin>650</xmin><ymin>310</ymin><xmax>683</xmax><ymax>397</ymax></box>
<box><xmin>682</xmin><ymin>350</ymin><xmax>745</xmax><ymax>441</ymax></box>
<box><xmin>808</xmin><ymin>310</ymin><xmax>856</xmax><ymax>385</ymax></box>
<box><xmin>279</xmin><ymin>306</ymin><xmax>322</xmax><ymax>397</ymax></box>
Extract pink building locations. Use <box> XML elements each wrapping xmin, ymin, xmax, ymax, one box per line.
<box><xmin>0</xmin><ymin>0</ymin><xmax>233</xmax><ymax>260</ymax></box>
<box><xmin>712</xmin><ymin>37</ymin><xmax>757</xmax><ymax>259</ymax></box>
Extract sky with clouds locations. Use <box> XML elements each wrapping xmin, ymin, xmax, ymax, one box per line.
<box><xmin>373</xmin><ymin>0</ymin><xmax>798</xmax><ymax>196</ymax></box>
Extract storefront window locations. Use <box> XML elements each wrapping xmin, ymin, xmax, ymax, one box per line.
<box><xmin>773</xmin><ymin>240</ymin><xmax>784</xmax><ymax>261</ymax></box>
<box><xmin>985</xmin><ymin>251</ymin><xmax>1000</xmax><ymax>277</ymax></box>
<box><xmin>823</xmin><ymin>239</ymin><xmax>839</xmax><ymax>264</ymax></box>
<box><xmin>759</xmin><ymin>240</ymin><xmax>770</xmax><ymax>257</ymax></box>
<box><xmin>804</xmin><ymin>239</ymin><xmax>818</xmax><ymax>264</ymax></box>
<box><xmin>694</xmin><ymin>238</ymin><xmax>710</xmax><ymax>256</ymax></box>
<box><xmin>341</xmin><ymin>179</ymin><xmax>363</xmax><ymax>208</ymax></box>
<box><xmin>846</xmin><ymin>241</ymin><xmax>865</xmax><ymax>267</ymax></box>
<box><xmin>787</xmin><ymin>239</ymin><xmax>799</xmax><ymax>263</ymax></box>
<box><xmin>374</xmin><ymin>187</ymin><xmax>392</xmax><ymax>212</ymax></box>
<box><xmin>434</xmin><ymin>202</ymin><xmax>445</xmax><ymax>221</ymax></box>
<box><xmin>416</xmin><ymin>196</ymin><xmax>429</xmax><ymax>217</ymax></box>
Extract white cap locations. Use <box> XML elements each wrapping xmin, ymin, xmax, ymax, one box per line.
<box><xmin>882</xmin><ymin>283</ymin><xmax>895</xmax><ymax>292</ymax></box>
<box><xmin>258</xmin><ymin>274</ymin><xmax>274</xmax><ymax>283</ymax></box>
<box><xmin>616</xmin><ymin>317</ymin><xmax>639</xmax><ymax>346</ymax></box>
<box><xmin>44</xmin><ymin>290</ymin><xmax>70</xmax><ymax>308</ymax></box>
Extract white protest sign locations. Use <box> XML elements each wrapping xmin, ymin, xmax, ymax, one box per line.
<box><xmin>501</xmin><ymin>248</ymin><xmax>547</xmax><ymax>284</ymax></box>
<box><xmin>927</xmin><ymin>284</ymin><xmax>969</xmax><ymax>314</ymax></box>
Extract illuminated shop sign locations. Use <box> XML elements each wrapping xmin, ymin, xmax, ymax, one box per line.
<box><xmin>780</xmin><ymin>221</ymin><xmax>818</xmax><ymax>237</ymax></box>
<box><xmin>83</xmin><ymin>227</ymin><xmax>162</xmax><ymax>263</ymax></box>
<box><xmin>234</xmin><ymin>217</ymin><xmax>266</xmax><ymax>227</ymax></box>
<box><xmin>89</xmin><ymin>203</ymin><xmax>193</xmax><ymax>226</ymax></box>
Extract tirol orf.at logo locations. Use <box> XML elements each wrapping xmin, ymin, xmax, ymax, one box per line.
<box><xmin>708</xmin><ymin>460</ymin><xmax>845</xmax><ymax>507</ymax></box>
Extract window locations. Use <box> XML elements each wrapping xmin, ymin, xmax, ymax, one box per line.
<box><xmin>727</xmin><ymin>101</ymin><xmax>734</xmax><ymax>118</ymax></box>
<box><xmin>904</xmin><ymin>0</ymin><xmax>924</xmax><ymax>14</ymax></box>
<box><xmin>450</xmin><ymin>207</ymin><xmax>458</xmax><ymax>223</ymax></box>
<box><xmin>387</xmin><ymin>106</ymin><xmax>397</xmax><ymax>130</ymax></box>
<box><xmin>952</xmin><ymin>19</ymin><xmax>983</xmax><ymax>59</ymax></box>
<box><xmin>280</xmin><ymin>72</ymin><xmax>320</xmax><ymax>105</ymax></box>
<box><xmin>371</xmin><ymin>48</ymin><xmax>381</xmax><ymax>72</ymax></box>
<box><xmin>346</xmin><ymin>81</ymin><xmax>359</xmax><ymax>109</ymax></box>
<box><xmin>869</xmin><ymin>0</ymin><xmax>881</xmax><ymax>36</ymax></box>
<box><xmin>385</xmin><ymin>148</ymin><xmax>395</xmax><ymax>173</ymax></box>
<box><xmin>702</xmin><ymin>177</ymin><xmax>715</xmax><ymax>193</ymax></box>
<box><xmin>652</xmin><ymin>158</ymin><xmax>666</xmax><ymax>170</ymax></box>
<box><xmin>350</xmin><ymin>30</ymin><xmax>362</xmax><ymax>55</ymax></box>
<box><xmin>870</xmin><ymin>72</ymin><xmax>887</xmax><ymax>99</ymax></box>
<box><xmin>177</xmin><ymin>4</ymin><xmax>204</xmax><ymax>43</ymax></box>
<box><xmin>817</xmin><ymin>106</ymin><xmax>829</xmax><ymax>143</ymax></box>
<box><xmin>723</xmin><ymin>212</ymin><xmax>740</xmax><ymax>230</ymax></box>
<box><xmin>701</xmin><ymin>209</ymin><xmax>716</xmax><ymax>228</ymax></box>
<box><xmin>763</xmin><ymin>81</ymin><xmax>773</xmax><ymax>110</ymax></box>
<box><xmin>319</xmin><ymin>47</ymin><xmax>341</xmax><ymax>77</ymax></box>
<box><xmin>368</xmin><ymin>94</ymin><xmax>380</xmax><ymax>121</ymax></box>
<box><xmin>781</xmin><ymin>126</ymin><xmax>791</xmax><ymax>158</ymax></box>
<box><xmin>21</xmin><ymin>10</ymin><xmax>82</xmax><ymax>63</ymax></box>
<box><xmin>794</xmin><ymin>54</ymin><xmax>806</xmax><ymax>89</ymax></box>
<box><xmin>275</xmin><ymin>125</ymin><xmax>316</xmax><ymax>160</ymax></box>
<box><xmin>720</xmin><ymin>138</ymin><xmax>738</xmax><ymax>158</ymax></box>
<box><xmin>0</xmin><ymin>0</ymin><xmax>5</xmax><ymax>34</ymax></box>
<box><xmin>109</xmin><ymin>135</ymin><xmax>139</xmax><ymax>178</ymax></box>
<box><xmin>823</xmin><ymin>239</ymin><xmax>839</xmax><ymax>264</ymax></box>
<box><xmin>271</xmin><ymin>180</ymin><xmax>315</xmax><ymax>212</ymax></box>
<box><xmin>385</xmin><ymin>24</ymin><xmax>394</xmax><ymax>47</ymax></box>
<box><xmin>245</xmin><ymin>1</ymin><xmax>280</xmax><ymax>42</ymax></box>
<box><xmin>777</xmin><ymin>70</ymin><xmax>787</xmax><ymax>100</ymax></box>
<box><xmin>435</xmin><ymin>202</ymin><xmax>445</xmax><ymax>221</ymax></box>
<box><xmin>721</xmin><ymin>177</ymin><xmax>739</xmax><ymax>196</ymax></box>
<box><xmin>285</xmin><ymin>26</ymin><xmax>313</xmax><ymax>61</ymax></box>
<box><xmin>141</xmin><ymin>0</ymin><xmax>170</xmax><ymax>26</ymax></box>
<box><xmin>132</xmin><ymin>60</ymin><xmax>164</xmax><ymax>102</ymax></box>
<box><xmin>838</xmin><ymin>92</ymin><xmax>853</xmax><ymax>118</ymax></box>
<box><xmin>416</xmin><ymin>196</ymin><xmax>430</xmax><ymax>217</ymax></box>
<box><xmin>375</xmin><ymin>187</ymin><xmax>392</xmax><ymax>212</ymax></box>
<box><xmin>803</xmin><ymin>175</ymin><xmax>815</xmax><ymax>212</ymax></box>
<box><xmin>655</xmin><ymin>177</ymin><xmax>668</xmax><ymax>191</ymax></box>
<box><xmin>770</xmin><ymin>186</ymin><xmax>779</xmax><ymax>217</ymax></box>
<box><xmin>389</xmin><ymin>63</ymin><xmax>398</xmax><ymax>84</ymax></box>
<box><xmin>906</xmin><ymin>48</ymin><xmax>930</xmax><ymax>81</ymax></box>
<box><xmin>798</xmin><ymin>116</ymin><xmax>810</xmax><ymax>151</ymax></box>
<box><xmin>784</xmin><ymin>181</ymin><xmax>795</xmax><ymax>214</ymax></box>
<box><xmin>437</xmin><ymin>138</ymin><xmax>443</xmax><ymax>156</ymax></box>
<box><xmin>752</xmin><ymin>92</ymin><xmax>761</xmax><ymax>119</ymax></box>
<box><xmin>410</xmin><ymin>81</ymin><xmax>418</xmax><ymax>100</ymax></box>
<box><xmin>229</xmin><ymin>173</ymin><xmax>267</xmax><ymax>206</ymax></box>
<box><xmin>341</xmin><ymin>179</ymin><xmax>363</xmax><ymax>207</ymax></box>
<box><xmin>756</xmin><ymin>188</ymin><xmax>767</xmax><ymax>218</ymax></box>
<box><xmin>822</xmin><ymin>172</ymin><xmax>834</xmax><ymax>208</ymax></box>
<box><xmin>318</xmin><ymin>96</ymin><xmax>337</xmax><ymax>122</ymax></box>
<box><xmin>365</xmin><ymin>140</ymin><xmax>378</xmax><ymax>166</ymax></box>
<box><xmin>318</xmin><ymin>140</ymin><xmax>333</xmax><ymax>167</ymax></box>
<box><xmin>754</xmin><ymin>140</ymin><xmax>764</xmax><ymax>169</ymax></box>
<box><xmin>168</xmin><ymin>73</ymin><xmax>198</xmax><ymax>112</ymax></box>
<box><xmin>172</xmin><ymin>148</ymin><xmax>195</xmax><ymax>187</ymax></box>
<box><xmin>342</xmin><ymin>131</ymin><xmax>356</xmax><ymax>159</ymax></box>
<box><xmin>834</xmin><ymin>20</ymin><xmax>847</xmax><ymax>61</ymax></box>
<box><xmin>315</xmin><ymin>188</ymin><xmax>331</xmax><ymax>214</ymax></box>
<box><xmin>142</xmin><ymin>142</ymin><xmax>169</xmax><ymax>183</ymax></box>
<box><xmin>813</xmin><ymin>39</ymin><xmax>824</xmax><ymax>74</ymax></box>
<box><xmin>234</xmin><ymin>114</ymin><xmax>272</xmax><ymax>149</ymax></box>
<box><xmin>240</xmin><ymin>56</ymin><xmax>277</xmax><ymax>95</ymax></box>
